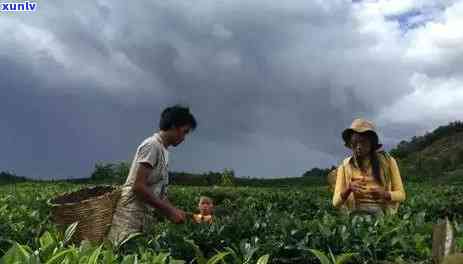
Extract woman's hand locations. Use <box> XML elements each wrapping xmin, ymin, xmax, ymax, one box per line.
<box><xmin>341</xmin><ymin>180</ymin><xmax>366</xmax><ymax>200</ymax></box>
<box><xmin>370</xmin><ymin>187</ymin><xmax>391</xmax><ymax>201</ymax></box>
<box><xmin>349</xmin><ymin>180</ymin><xmax>367</xmax><ymax>193</ymax></box>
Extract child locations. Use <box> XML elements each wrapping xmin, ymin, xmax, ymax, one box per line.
<box><xmin>193</xmin><ymin>196</ymin><xmax>214</xmax><ymax>224</ymax></box>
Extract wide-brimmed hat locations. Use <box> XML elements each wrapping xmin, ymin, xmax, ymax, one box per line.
<box><xmin>342</xmin><ymin>118</ymin><xmax>382</xmax><ymax>150</ymax></box>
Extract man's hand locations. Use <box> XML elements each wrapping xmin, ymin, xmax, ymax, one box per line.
<box><xmin>133</xmin><ymin>163</ymin><xmax>187</xmax><ymax>223</ymax></box>
<box><xmin>370</xmin><ymin>187</ymin><xmax>390</xmax><ymax>200</ymax></box>
<box><xmin>167</xmin><ymin>207</ymin><xmax>186</xmax><ymax>224</ymax></box>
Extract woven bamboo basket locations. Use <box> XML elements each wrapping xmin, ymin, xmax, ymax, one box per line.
<box><xmin>48</xmin><ymin>185</ymin><xmax>121</xmax><ymax>243</ymax></box>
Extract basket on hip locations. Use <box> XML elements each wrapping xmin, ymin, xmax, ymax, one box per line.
<box><xmin>48</xmin><ymin>185</ymin><xmax>121</xmax><ymax>243</ymax></box>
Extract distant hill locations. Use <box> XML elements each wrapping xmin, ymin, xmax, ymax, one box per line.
<box><xmin>390</xmin><ymin>121</ymin><xmax>463</xmax><ymax>182</ymax></box>
<box><xmin>3</xmin><ymin>122</ymin><xmax>463</xmax><ymax>186</ymax></box>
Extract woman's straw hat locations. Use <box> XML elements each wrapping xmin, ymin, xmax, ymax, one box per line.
<box><xmin>342</xmin><ymin>118</ymin><xmax>382</xmax><ymax>150</ymax></box>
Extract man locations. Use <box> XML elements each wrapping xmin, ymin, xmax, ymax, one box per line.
<box><xmin>108</xmin><ymin>105</ymin><xmax>197</xmax><ymax>244</ymax></box>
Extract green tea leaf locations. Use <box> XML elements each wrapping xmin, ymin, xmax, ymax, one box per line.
<box><xmin>64</xmin><ymin>222</ymin><xmax>79</xmax><ymax>245</ymax></box>
<box><xmin>206</xmin><ymin>251</ymin><xmax>230</xmax><ymax>264</ymax></box>
<box><xmin>45</xmin><ymin>248</ymin><xmax>76</xmax><ymax>264</ymax></box>
<box><xmin>309</xmin><ymin>249</ymin><xmax>331</xmax><ymax>264</ymax></box>
<box><xmin>0</xmin><ymin>243</ymin><xmax>31</xmax><ymax>264</ymax></box>
<box><xmin>335</xmin><ymin>253</ymin><xmax>359</xmax><ymax>264</ymax></box>
<box><xmin>256</xmin><ymin>254</ymin><xmax>270</xmax><ymax>264</ymax></box>
<box><xmin>87</xmin><ymin>244</ymin><xmax>103</xmax><ymax>264</ymax></box>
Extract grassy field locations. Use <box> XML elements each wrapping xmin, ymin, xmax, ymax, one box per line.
<box><xmin>0</xmin><ymin>181</ymin><xmax>462</xmax><ymax>263</ymax></box>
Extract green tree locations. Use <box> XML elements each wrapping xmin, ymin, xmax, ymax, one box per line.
<box><xmin>220</xmin><ymin>168</ymin><xmax>235</xmax><ymax>186</ymax></box>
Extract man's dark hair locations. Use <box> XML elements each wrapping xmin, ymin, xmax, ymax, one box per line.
<box><xmin>159</xmin><ymin>105</ymin><xmax>197</xmax><ymax>131</ymax></box>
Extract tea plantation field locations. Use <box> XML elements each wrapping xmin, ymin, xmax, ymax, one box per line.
<box><xmin>0</xmin><ymin>182</ymin><xmax>462</xmax><ymax>263</ymax></box>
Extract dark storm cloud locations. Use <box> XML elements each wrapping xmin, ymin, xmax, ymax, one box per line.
<box><xmin>1</xmin><ymin>0</ymin><xmax>459</xmax><ymax>178</ymax></box>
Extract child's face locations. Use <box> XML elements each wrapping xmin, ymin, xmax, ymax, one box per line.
<box><xmin>198</xmin><ymin>199</ymin><xmax>213</xmax><ymax>215</ymax></box>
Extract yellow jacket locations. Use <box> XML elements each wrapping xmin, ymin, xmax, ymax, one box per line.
<box><xmin>193</xmin><ymin>214</ymin><xmax>213</xmax><ymax>224</ymax></box>
<box><xmin>332</xmin><ymin>152</ymin><xmax>406</xmax><ymax>214</ymax></box>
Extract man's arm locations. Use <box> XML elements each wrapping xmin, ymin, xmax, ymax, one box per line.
<box><xmin>132</xmin><ymin>162</ymin><xmax>185</xmax><ymax>223</ymax></box>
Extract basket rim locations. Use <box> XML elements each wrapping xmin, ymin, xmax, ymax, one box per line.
<box><xmin>47</xmin><ymin>185</ymin><xmax>120</xmax><ymax>207</ymax></box>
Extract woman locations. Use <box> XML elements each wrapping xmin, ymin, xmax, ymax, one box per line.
<box><xmin>332</xmin><ymin>118</ymin><xmax>406</xmax><ymax>215</ymax></box>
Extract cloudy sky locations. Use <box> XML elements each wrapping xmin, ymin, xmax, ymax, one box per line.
<box><xmin>1</xmin><ymin>0</ymin><xmax>463</xmax><ymax>179</ymax></box>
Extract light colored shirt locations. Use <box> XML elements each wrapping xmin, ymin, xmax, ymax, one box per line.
<box><xmin>108</xmin><ymin>132</ymin><xmax>169</xmax><ymax>243</ymax></box>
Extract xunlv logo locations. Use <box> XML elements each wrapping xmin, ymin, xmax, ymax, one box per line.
<box><xmin>1</xmin><ymin>1</ymin><xmax>37</xmax><ymax>12</ymax></box>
